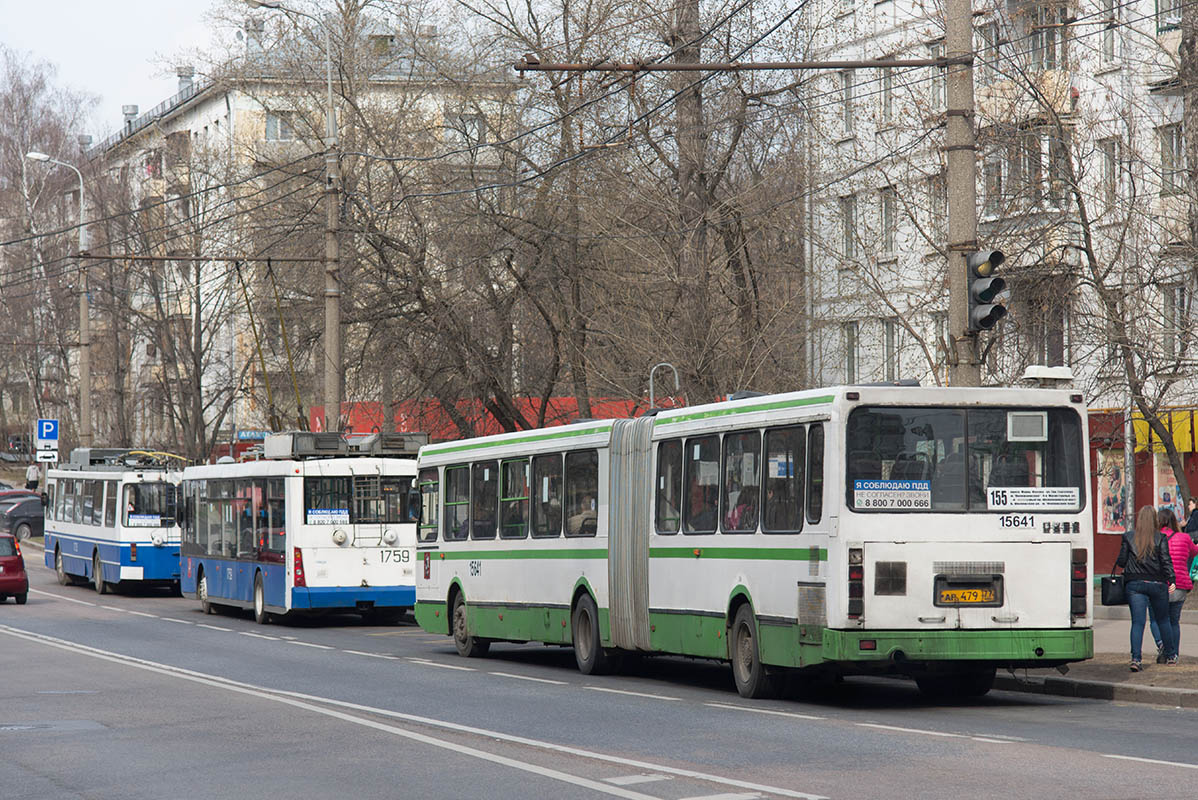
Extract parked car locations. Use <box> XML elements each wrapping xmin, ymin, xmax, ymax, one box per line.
<box><xmin>0</xmin><ymin>533</ymin><xmax>28</xmax><ymax>604</ymax></box>
<box><xmin>0</xmin><ymin>496</ymin><xmax>43</xmax><ymax>540</ymax></box>
<box><xmin>0</xmin><ymin>480</ymin><xmax>13</xmax><ymax>490</ymax></box>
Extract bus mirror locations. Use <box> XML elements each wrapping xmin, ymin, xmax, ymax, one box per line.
<box><xmin>40</xmin><ymin>492</ymin><xmax>49</xmax><ymax>507</ymax></box>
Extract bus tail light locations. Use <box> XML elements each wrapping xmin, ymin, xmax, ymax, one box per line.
<box><xmin>848</xmin><ymin>547</ymin><xmax>864</xmax><ymax>619</ymax></box>
<box><xmin>130</xmin><ymin>543</ymin><xmax>138</xmax><ymax>562</ymax></box>
<box><xmin>294</xmin><ymin>547</ymin><xmax>307</xmax><ymax>587</ymax></box>
<box><xmin>1070</xmin><ymin>548</ymin><xmax>1087</xmax><ymax>618</ymax></box>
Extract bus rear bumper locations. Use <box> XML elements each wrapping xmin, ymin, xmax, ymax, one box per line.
<box><xmin>818</xmin><ymin>627</ymin><xmax>1094</xmax><ymax>668</ymax></box>
<box><xmin>291</xmin><ymin>585</ymin><xmax>415</xmax><ymax>610</ymax></box>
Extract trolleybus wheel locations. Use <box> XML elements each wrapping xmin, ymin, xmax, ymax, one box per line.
<box><xmin>198</xmin><ymin>572</ymin><xmax>215</xmax><ymax>615</ymax></box>
<box><xmin>253</xmin><ymin>574</ymin><xmax>271</xmax><ymax>625</ymax></box>
<box><xmin>731</xmin><ymin>604</ymin><xmax>777</xmax><ymax>699</ymax></box>
<box><xmin>55</xmin><ymin>547</ymin><xmax>70</xmax><ymax>586</ymax></box>
<box><xmin>452</xmin><ymin>593</ymin><xmax>489</xmax><ymax>658</ymax></box>
<box><xmin>571</xmin><ymin>594</ymin><xmax>613</xmax><ymax>675</ymax></box>
<box><xmin>92</xmin><ymin>553</ymin><xmax>108</xmax><ymax>595</ymax></box>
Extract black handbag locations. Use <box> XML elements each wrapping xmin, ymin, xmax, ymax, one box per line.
<box><xmin>1100</xmin><ymin>574</ymin><xmax>1126</xmax><ymax>606</ymax></box>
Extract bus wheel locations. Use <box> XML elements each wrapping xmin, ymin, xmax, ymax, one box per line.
<box><xmin>92</xmin><ymin>553</ymin><xmax>108</xmax><ymax>595</ymax></box>
<box><xmin>731</xmin><ymin>605</ymin><xmax>776</xmax><ymax>699</ymax></box>
<box><xmin>55</xmin><ymin>547</ymin><xmax>70</xmax><ymax>586</ymax></box>
<box><xmin>198</xmin><ymin>572</ymin><xmax>215</xmax><ymax>615</ymax></box>
<box><xmin>571</xmin><ymin>594</ymin><xmax>612</xmax><ymax>675</ymax></box>
<box><xmin>253</xmin><ymin>574</ymin><xmax>271</xmax><ymax>625</ymax></box>
<box><xmin>452</xmin><ymin>593</ymin><xmax>489</xmax><ymax>658</ymax></box>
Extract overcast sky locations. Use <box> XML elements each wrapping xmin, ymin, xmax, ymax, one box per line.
<box><xmin>1</xmin><ymin>0</ymin><xmax>223</xmax><ymax>140</ymax></box>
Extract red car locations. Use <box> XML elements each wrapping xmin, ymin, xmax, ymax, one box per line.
<box><xmin>0</xmin><ymin>533</ymin><xmax>29</xmax><ymax>604</ymax></box>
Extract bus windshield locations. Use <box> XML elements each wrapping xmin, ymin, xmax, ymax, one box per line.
<box><xmin>123</xmin><ymin>482</ymin><xmax>178</xmax><ymax>527</ymax></box>
<box><xmin>304</xmin><ymin>476</ymin><xmax>418</xmax><ymax>525</ymax></box>
<box><xmin>845</xmin><ymin>406</ymin><xmax>1085</xmax><ymax>513</ymax></box>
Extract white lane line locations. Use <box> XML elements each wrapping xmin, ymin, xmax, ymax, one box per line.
<box><xmin>705</xmin><ymin>702</ymin><xmax>825</xmax><ymax>721</ymax></box>
<box><xmin>606</xmin><ymin>775</ymin><xmax>671</xmax><ymax>786</ymax></box>
<box><xmin>0</xmin><ymin>626</ymin><xmax>828</xmax><ymax>800</ymax></box>
<box><xmin>1103</xmin><ymin>754</ymin><xmax>1198</xmax><ymax>770</ymax></box>
<box><xmin>101</xmin><ymin>605</ymin><xmax>124</xmax><ymax>612</ymax></box>
<box><xmin>342</xmin><ymin>650</ymin><xmax>399</xmax><ymax>660</ymax></box>
<box><xmin>277</xmin><ymin>635</ymin><xmax>298</xmax><ymax>640</ymax></box>
<box><xmin>29</xmin><ymin>589</ymin><xmax>95</xmax><ymax>607</ymax></box>
<box><xmin>0</xmin><ymin>626</ymin><xmax>669</xmax><ymax>800</ymax></box>
<box><xmin>160</xmin><ymin>618</ymin><xmax>192</xmax><ymax>625</ymax></box>
<box><xmin>408</xmin><ymin>658</ymin><xmax>475</xmax><ymax>672</ymax></box>
<box><xmin>289</xmin><ymin>641</ymin><xmax>334</xmax><ymax>650</ymax></box>
<box><xmin>587</xmin><ymin>686</ymin><xmax>680</xmax><ymax>701</ymax></box>
<box><xmin>855</xmin><ymin>722</ymin><xmax>1012</xmax><ymax>744</ymax></box>
<box><xmin>127</xmin><ymin>611</ymin><xmax>159</xmax><ymax>619</ymax></box>
<box><xmin>679</xmin><ymin>794</ymin><xmax>762</xmax><ymax>800</ymax></box>
<box><xmin>489</xmin><ymin>672</ymin><xmax>567</xmax><ymax>686</ymax></box>
<box><xmin>197</xmin><ymin>624</ymin><xmax>232</xmax><ymax>632</ymax></box>
<box><xmin>239</xmin><ymin>631</ymin><xmax>279</xmax><ymax>641</ymax></box>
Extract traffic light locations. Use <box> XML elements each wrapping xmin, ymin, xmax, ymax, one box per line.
<box><xmin>966</xmin><ymin>249</ymin><xmax>1006</xmax><ymax>331</ymax></box>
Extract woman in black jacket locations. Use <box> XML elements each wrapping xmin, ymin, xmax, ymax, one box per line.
<box><xmin>1117</xmin><ymin>505</ymin><xmax>1177</xmax><ymax>671</ymax></box>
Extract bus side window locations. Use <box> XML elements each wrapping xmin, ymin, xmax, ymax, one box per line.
<box><xmin>104</xmin><ymin>481</ymin><xmax>117</xmax><ymax>527</ymax></box>
<box><xmin>444</xmin><ymin>466</ymin><xmax>470</xmax><ymax>541</ymax></box>
<box><xmin>471</xmin><ymin>461</ymin><xmax>498</xmax><ymax>540</ymax></box>
<box><xmin>683</xmin><ymin>436</ymin><xmax>719</xmax><ymax>534</ymax></box>
<box><xmin>499</xmin><ymin>459</ymin><xmax>529</xmax><ymax>540</ymax></box>
<box><xmin>45</xmin><ymin>481</ymin><xmax>56</xmax><ymax>522</ymax></box>
<box><xmin>530</xmin><ymin>454</ymin><xmax>563</xmax><ymax>538</ymax></box>
<box><xmin>807</xmin><ymin>423</ymin><xmax>824</xmax><ymax>524</ymax></box>
<box><xmin>91</xmin><ymin>480</ymin><xmax>104</xmax><ymax>527</ymax></box>
<box><xmin>267</xmin><ymin>478</ymin><xmax>286</xmax><ymax>558</ymax></box>
<box><xmin>721</xmin><ymin>430</ymin><xmax>761</xmax><ymax>534</ymax></box>
<box><xmin>763</xmin><ymin>426</ymin><xmax>805</xmax><ymax>534</ymax></box>
<box><xmin>655</xmin><ymin>439</ymin><xmax>682</xmax><ymax>535</ymax></box>
<box><xmin>418</xmin><ymin>468</ymin><xmax>439</xmax><ymax>543</ymax></box>
<box><xmin>564</xmin><ymin>450</ymin><xmax>599</xmax><ymax>537</ymax></box>
<box><xmin>73</xmin><ymin>480</ymin><xmax>85</xmax><ymax>524</ymax></box>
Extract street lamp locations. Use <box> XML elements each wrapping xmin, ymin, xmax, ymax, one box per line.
<box><xmin>245</xmin><ymin>0</ymin><xmax>342</xmax><ymax>432</ymax></box>
<box><xmin>25</xmin><ymin>151</ymin><xmax>92</xmax><ymax>449</ymax></box>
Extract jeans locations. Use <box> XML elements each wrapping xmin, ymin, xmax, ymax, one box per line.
<box><xmin>1128</xmin><ymin>580</ymin><xmax>1174</xmax><ymax>661</ymax></box>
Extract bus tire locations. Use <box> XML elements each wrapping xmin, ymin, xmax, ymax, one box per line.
<box><xmin>571</xmin><ymin>594</ymin><xmax>612</xmax><ymax>675</ymax></box>
<box><xmin>198</xmin><ymin>571</ymin><xmax>215</xmax><ymax>615</ymax></box>
<box><xmin>730</xmin><ymin>604</ymin><xmax>776</xmax><ymax>699</ymax></box>
<box><xmin>92</xmin><ymin>553</ymin><xmax>108</xmax><ymax>595</ymax></box>
<box><xmin>55</xmin><ymin>547</ymin><xmax>71</xmax><ymax>586</ymax></box>
<box><xmin>452</xmin><ymin>593</ymin><xmax>489</xmax><ymax>658</ymax></box>
<box><xmin>253</xmin><ymin>574</ymin><xmax>271</xmax><ymax>625</ymax></box>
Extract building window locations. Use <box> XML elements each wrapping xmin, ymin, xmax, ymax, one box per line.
<box><xmin>977</xmin><ymin>24</ymin><xmax>999</xmax><ymax>85</ymax></box>
<box><xmin>1158</xmin><ymin>0</ymin><xmax>1182</xmax><ymax>32</ymax></box>
<box><xmin>884</xmin><ymin>319</ymin><xmax>899</xmax><ymax>381</ymax></box>
<box><xmin>841</xmin><ymin>70</ymin><xmax>855</xmax><ymax>136</ymax></box>
<box><xmin>927</xmin><ymin>172</ymin><xmax>946</xmax><ymax>245</ymax></box>
<box><xmin>844</xmin><ymin>321</ymin><xmax>860</xmax><ymax>383</ymax></box>
<box><xmin>1099</xmin><ymin>137</ymin><xmax>1120</xmax><ymax>210</ymax></box>
<box><xmin>984</xmin><ymin>159</ymin><xmax>1003</xmax><ymax>216</ymax></box>
<box><xmin>1046</xmin><ymin>132</ymin><xmax>1070</xmax><ymax>208</ymax></box>
<box><xmin>1163</xmin><ymin>283</ymin><xmax>1187</xmax><ymax>359</ymax></box>
<box><xmin>1159</xmin><ymin>123</ymin><xmax>1184</xmax><ymax>195</ymax></box>
<box><xmin>879</xmin><ymin>186</ymin><xmax>896</xmax><ymax>254</ymax></box>
<box><xmin>1014</xmin><ymin>129</ymin><xmax>1042</xmax><ymax>206</ymax></box>
<box><xmin>839</xmin><ymin>194</ymin><xmax>857</xmax><ymax>258</ymax></box>
<box><xmin>265</xmin><ymin>111</ymin><xmax>296</xmax><ymax>141</ymax></box>
<box><xmin>1027</xmin><ymin>292</ymin><xmax>1068</xmax><ymax>367</ymax></box>
<box><xmin>880</xmin><ymin>67</ymin><xmax>894</xmax><ymax>125</ymax></box>
<box><xmin>928</xmin><ymin>41</ymin><xmax>946</xmax><ymax>108</ymax></box>
<box><xmin>1030</xmin><ymin>5</ymin><xmax>1068</xmax><ymax>71</ymax></box>
<box><xmin>1101</xmin><ymin>0</ymin><xmax>1118</xmax><ymax>63</ymax></box>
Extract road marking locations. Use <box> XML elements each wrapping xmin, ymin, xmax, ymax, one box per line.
<box><xmin>1103</xmin><ymin>754</ymin><xmax>1198</xmax><ymax>770</ymax></box>
<box><xmin>101</xmin><ymin>605</ymin><xmax>124</xmax><ymax>612</ymax></box>
<box><xmin>29</xmin><ymin>589</ymin><xmax>95</xmax><ymax>607</ymax></box>
<box><xmin>408</xmin><ymin>658</ymin><xmax>475</xmax><ymax>672</ymax></box>
<box><xmin>277</xmin><ymin>635</ymin><xmax>298</xmax><ymax>640</ymax></box>
<box><xmin>705</xmin><ymin>702</ymin><xmax>825</xmax><ymax>721</ymax></box>
<box><xmin>606</xmin><ymin>775</ymin><xmax>670</xmax><ymax>786</ymax></box>
<box><xmin>365</xmin><ymin>630</ymin><xmax>424</xmax><ymax>637</ymax></box>
<box><xmin>289</xmin><ymin>641</ymin><xmax>334</xmax><ymax>650</ymax></box>
<box><xmin>489</xmin><ymin>672</ymin><xmax>567</xmax><ymax>686</ymax></box>
<box><xmin>160</xmin><ymin>618</ymin><xmax>192</xmax><ymax>625</ymax></box>
<box><xmin>679</xmin><ymin>794</ymin><xmax>762</xmax><ymax>800</ymax></box>
<box><xmin>855</xmin><ymin>722</ymin><xmax>1014</xmax><ymax>744</ymax></box>
<box><xmin>239</xmin><ymin>631</ymin><xmax>279</xmax><ymax>641</ymax></box>
<box><xmin>342</xmin><ymin>650</ymin><xmax>400</xmax><ymax>660</ymax></box>
<box><xmin>127</xmin><ymin>611</ymin><xmax>158</xmax><ymax>618</ymax></box>
<box><xmin>587</xmin><ymin>687</ymin><xmax>680</xmax><ymax>701</ymax></box>
<box><xmin>0</xmin><ymin>626</ymin><xmax>828</xmax><ymax>800</ymax></box>
<box><xmin>197</xmin><ymin>624</ymin><xmax>232</xmax><ymax>632</ymax></box>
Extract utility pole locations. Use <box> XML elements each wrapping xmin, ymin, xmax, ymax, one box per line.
<box><xmin>945</xmin><ymin>0</ymin><xmax>980</xmax><ymax>386</ymax></box>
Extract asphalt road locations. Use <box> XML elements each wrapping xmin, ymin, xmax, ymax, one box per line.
<box><xmin>2</xmin><ymin>554</ymin><xmax>1196</xmax><ymax>800</ymax></box>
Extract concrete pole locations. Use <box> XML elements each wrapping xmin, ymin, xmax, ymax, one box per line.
<box><xmin>945</xmin><ymin>0</ymin><xmax>980</xmax><ymax>386</ymax></box>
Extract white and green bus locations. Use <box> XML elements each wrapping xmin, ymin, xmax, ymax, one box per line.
<box><xmin>413</xmin><ymin>385</ymin><xmax>1093</xmax><ymax>698</ymax></box>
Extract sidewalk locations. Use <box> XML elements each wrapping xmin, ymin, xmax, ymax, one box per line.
<box><xmin>995</xmin><ymin>590</ymin><xmax>1198</xmax><ymax>707</ymax></box>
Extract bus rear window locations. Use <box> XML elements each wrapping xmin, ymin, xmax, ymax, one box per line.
<box><xmin>845</xmin><ymin>406</ymin><xmax>1084</xmax><ymax>513</ymax></box>
<box><xmin>124</xmin><ymin>483</ymin><xmax>177</xmax><ymax>527</ymax></box>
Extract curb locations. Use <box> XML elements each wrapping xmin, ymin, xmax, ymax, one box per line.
<box><xmin>996</xmin><ymin>673</ymin><xmax>1198</xmax><ymax>708</ymax></box>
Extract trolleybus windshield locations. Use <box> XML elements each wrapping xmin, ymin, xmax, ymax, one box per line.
<box><xmin>845</xmin><ymin>406</ymin><xmax>1084</xmax><ymax>512</ymax></box>
<box><xmin>123</xmin><ymin>482</ymin><xmax>178</xmax><ymax>527</ymax></box>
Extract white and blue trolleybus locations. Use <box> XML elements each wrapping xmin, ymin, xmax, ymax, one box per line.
<box><xmin>179</xmin><ymin>432</ymin><xmax>425</xmax><ymax>623</ymax></box>
<box><xmin>44</xmin><ymin>448</ymin><xmax>183</xmax><ymax>593</ymax></box>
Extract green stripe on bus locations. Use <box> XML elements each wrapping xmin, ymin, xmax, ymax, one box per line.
<box><xmin>439</xmin><ymin>548</ymin><xmax>608</xmax><ymax>560</ymax></box>
<box><xmin>649</xmin><ymin>546</ymin><xmax>826</xmax><ymax>561</ymax></box>
<box><xmin>654</xmin><ymin>395</ymin><xmax>835</xmax><ymax>426</ymax></box>
<box><xmin>422</xmin><ymin>424</ymin><xmax>614</xmax><ymax>456</ymax></box>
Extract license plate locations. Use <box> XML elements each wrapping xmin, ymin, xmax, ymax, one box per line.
<box><xmin>938</xmin><ymin>587</ymin><xmax>995</xmax><ymax>604</ymax></box>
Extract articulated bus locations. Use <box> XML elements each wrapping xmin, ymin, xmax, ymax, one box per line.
<box><xmin>44</xmin><ymin>449</ymin><xmax>183</xmax><ymax>594</ymax></box>
<box><xmin>414</xmin><ymin>385</ymin><xmax>1094</xmax><ymax>698</ymax></box>
<box><xmin>179</xmin><ymin>432</ymin><xmax>425</xmax><ymax>623</ymax></box>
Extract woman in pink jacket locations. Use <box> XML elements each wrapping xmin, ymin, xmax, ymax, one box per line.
<box><xmin>1159</xmin><ymin>508</ymin><xmax>1198</xmax><ymax>664</ymax></box>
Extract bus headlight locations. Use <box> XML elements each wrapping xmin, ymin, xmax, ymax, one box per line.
<box><xmin>332</xmin><ymin>529</ymin><xmax>348</xmax><ymax>545</ymax></box>
<box><xmin>382</xmin><ymin>529</ymin><xmax>398</xmax><ymax>545</ymax></box>
<box><xmin>151</xmin><ymin>533</ymin><xmax>164</xmax><ymax>547</ymax></box>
